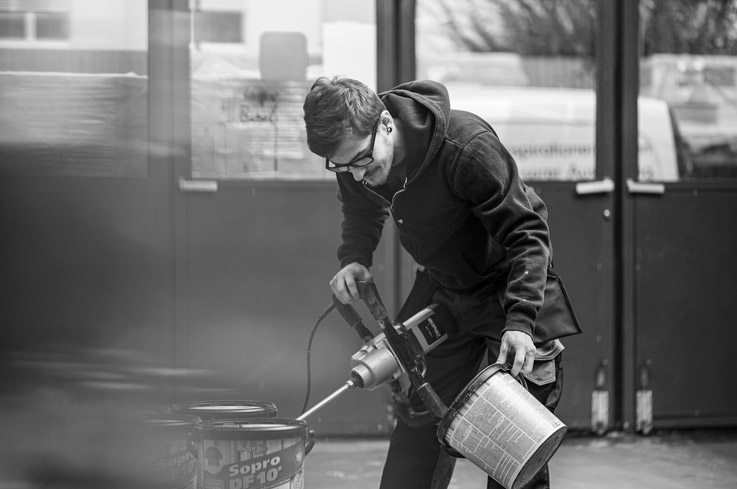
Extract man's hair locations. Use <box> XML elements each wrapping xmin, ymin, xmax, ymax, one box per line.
<box><xmin>303</xmin><ymin>76</ymin><xmax>385</xmax><ymax>158</ymax></box>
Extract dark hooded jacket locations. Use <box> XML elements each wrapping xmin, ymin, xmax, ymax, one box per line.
<box><xmin>335</xmin><ymin>80</ymin><xmax>556</xmax><ymax>339</ymax></box>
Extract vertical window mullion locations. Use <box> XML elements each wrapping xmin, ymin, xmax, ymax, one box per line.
<box><xmin>25</xmin><ymin>11</ymin><xmax>34</xmax><ymax>40</ymax></box>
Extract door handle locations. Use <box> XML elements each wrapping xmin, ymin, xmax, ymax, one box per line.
<box><xmin>626</xmin><ymin>179</ymin><xmax>665</xmax><ymax>195</ymax></box>
<box><xmin>575</xmin><ymin>177</ymin><xmax>614</xmax><ymax>195</ymax></box>
<box><xmin>179</xmin><ymin>177</ymin><xmax>218</xmax><ymax>193</ymax></box>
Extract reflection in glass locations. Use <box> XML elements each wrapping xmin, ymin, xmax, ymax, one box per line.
<box><xmin>189</xmin><ymin>0</ymin><xmax>376</xmax><ymax>181</ymax></box>
<box><xmin>0</xmin><ymin>0</ymin><xmax>148</xmax><ymax>178</ymax></box>
<box><xmin>417</xmin><ymin>0</ymin><xmax>598</xmax><ymax>182</ymax></box>
<box><xmin>639</xmin><ymin>1</ymin><xmax>737</xmax><ymax>180</ymax></box>
<box><xmin>0</xmin><ymin>11</ymin><xmax>25</xmax><ymax>38</ymax></box>
<box><xmin>36</xmin><ymin>11</ymin><xmax>70</xmax><ymax>40</ymax></box>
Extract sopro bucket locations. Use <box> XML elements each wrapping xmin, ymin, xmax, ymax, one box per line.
<box><xmin>144</xmin><ymin>413</ymin><xmax>201</xmax><ymax>489</ymax></box>
<box><xmin>170</xmin><ymin>401</ymin><xmax>279</xmax><ymax>421</ymax></box>
<box><xmin>194</xmin><ymin>418</ymin><xmax>314</xmax><ymax>489</ymax></box>
<box><xmin>437</xmin><ymin>363</ymin><xmax>567</xmax><ymax>489</ymax></box>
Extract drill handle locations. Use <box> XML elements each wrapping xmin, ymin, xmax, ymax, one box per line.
<box><xmin>415</xmin><ymin>382</ymin><xmax>447</xmax><ymax>420</ymax></box>
<box><xmin>332</xmin><ymin>294</ymin><xmax>374</xmax><ymax>343</ymax></box>
<box><xmin>356</xmin><ymin>280</ymin><xmax>390</xmax><ymax>321</ymax></box>
<box><xmin>389</xmin><ymin>380</ymin><xmax>447</xmax><ymax>427</ymax></box>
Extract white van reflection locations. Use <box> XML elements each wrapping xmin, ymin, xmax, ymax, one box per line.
<box><xmin>446</xmin><ymin>84</ymin><xmax>686</xmax><ymax>182</ymax></box>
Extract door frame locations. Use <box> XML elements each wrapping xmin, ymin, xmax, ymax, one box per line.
<box><xmin>150</xmin><ymin>0</ymin><xmax>192</xmax><ymax>397</ymax></box>
<box><xmin>618</xmin><ymin>0</ymin><xmax>641</xmax><ymax>433</ymax></box>
<box><xmin>596</xmin><ymin>0</ymin><xmax>642</xmax><ymax>432</ymax></box>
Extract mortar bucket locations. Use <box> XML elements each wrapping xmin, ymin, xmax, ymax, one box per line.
<box><xmin>144</xmin><ymin>413</ymin><xmax>200</xmax><ymax>489</ymax></box>
<box><xmin>170</xmin><ymin>400</ymin><xmax>278</xmax><ymax>421</ymax></box>
<box><xmin>437</xmin><ymin>363</ymin><xmax>567</xmax><ymax>489</ymax></box>
<box><xmin>194</xmin><ymin>418</ymin><xmax>314</xmax><ymax>489</ymax></box>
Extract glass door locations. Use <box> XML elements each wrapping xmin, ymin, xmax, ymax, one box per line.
<box><xmin>631</xmin><ymin>1</ymin><xmax>737</xmax><ymax>431</ymax></box>
<box><xmin>179</xmin><ymin>0</ymin><xmax>390</xmax><ymax>435</ymax></box>
<box><xmin>415</xmin><ymin>0</ymin><xmax>614</xmax><ymax>431</ymax></box>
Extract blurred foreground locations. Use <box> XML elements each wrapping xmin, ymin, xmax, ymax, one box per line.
<box><xmin>2</xmin><ymin>347</ymin><xmax>736</xmax><ymax>489</ymax></box>
<box><xmin>304</xmin><ymin>432</ymin><xmax>737</xmax><ymax>489</ymax></box>
<box><xmin>0</xmin><ymin>347</ymin><xmax>223</xmax><ymax>488</ymax></box>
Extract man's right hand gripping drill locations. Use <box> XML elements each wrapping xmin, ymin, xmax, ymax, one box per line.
<box><xmin>330</xmin><ymin>262</ymin><xmax>373</xmax><ymax>304</ymax></box>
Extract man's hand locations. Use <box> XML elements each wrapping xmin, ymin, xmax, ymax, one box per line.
<box><xmin>496</xmin><ymin>330</ymin><xmax>536</xmax><ymax>378</ymax></box>
<box><xmin>330</xmin><ymin>262</ymin><xmax>373</xmax><ymax>303</ymax></box>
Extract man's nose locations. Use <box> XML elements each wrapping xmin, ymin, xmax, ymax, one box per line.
<box><xmin>348</xmin><ymin>166</ymin><xmax>366</xmax><ymax>181</ymax></box>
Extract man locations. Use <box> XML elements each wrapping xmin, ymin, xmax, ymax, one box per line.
<box><xmin>303</xmin><ymin>76</ymin><xmax>581</xmax><ymax>489</ymax></box>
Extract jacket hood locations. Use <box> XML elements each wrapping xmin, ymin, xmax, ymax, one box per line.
<box><xmin>379</xmin><ymin>80</ymin><xmax>451</xmax><ymax>184</ymax></box>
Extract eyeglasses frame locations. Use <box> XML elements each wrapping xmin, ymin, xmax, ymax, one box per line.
<box><xmin>325</xmin><ymin>118</ymin><xmax>381</xmax><ymax>173</ymax></box>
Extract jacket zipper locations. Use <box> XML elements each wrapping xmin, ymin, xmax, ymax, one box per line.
<box><xmin>363</xmin><ymin>180</ymin><xmax>417</xmax><ymax>255</ymax></box>
<box><xmin>362</xmin><ymin>179</ymin><xmax>406</xmax><ymax>215</ymax></box>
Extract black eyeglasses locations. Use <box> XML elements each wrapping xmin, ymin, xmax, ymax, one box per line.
<box><xmin>325</xmin><ymin>119</ymin><xmax>380</xmax><ymax>173</ymax></box>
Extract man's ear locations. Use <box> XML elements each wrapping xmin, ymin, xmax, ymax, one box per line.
<box><xmin>380</xmin><ymin>110</ymin><xmax>392</xmax><ymax>131</ymax></box>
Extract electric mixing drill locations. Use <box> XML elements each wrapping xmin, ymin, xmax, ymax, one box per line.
<box><xmin>298</xmin><ymin>281</ymin><xmax>451</xmax><ymax>426</ymax></box>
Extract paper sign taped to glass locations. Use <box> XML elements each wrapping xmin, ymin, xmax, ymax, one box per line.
<box><xmin>191</xmin><ymin>74</ymin><xmax>327</xmax><ymax>181</ymax></box>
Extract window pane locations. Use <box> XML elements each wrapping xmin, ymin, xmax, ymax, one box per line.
<box><xmin>0</xmin><ymin>1</ymin><xmax>148</xmax><ymax>178</ymax></box>
<box><xmin>190</xmin><ymin>0</ymin><xmax>376</xmax><ymax>181</ymax></box>
<box><xmin>639</xmin><ymin>1</ymin><xmax>737</xmax><ymax>181</ymax></box>
<box><xmin>416</xmin><ymin>0</ymin><xmax>597</xmax><ymax>182</ymax></box>
<box><xmin>194</xmin><ymin>10</ymin><xmax>242</xmax><ymax>43</ymax></box>
<box><xmin>36</xmin><ymin>11</ymin><xmax>69</xmax><ymax>40</ymax></box>
<box><xmin>0</xmin><ymin>12</ymin><xmax>25</xmax><ymax>38</ymax></box>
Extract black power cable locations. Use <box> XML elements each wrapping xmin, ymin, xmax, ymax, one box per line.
<box><xmin>300</xmin><ymin>301</ymin><xmax>336</xmax><ymax>416</ymax></box>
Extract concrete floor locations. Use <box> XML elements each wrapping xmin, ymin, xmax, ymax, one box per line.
<box><xmin>302</xmin><ymin>431</ymin><xmax>737</xmax><ymax>489</ymax></box>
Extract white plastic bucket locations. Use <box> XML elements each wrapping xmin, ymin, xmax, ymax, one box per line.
<box><xmin>194</xmin><ymin>418</ymin><xmax>314</xmax><ymax>489</ymax></box>
<box><xmin>437</xmin><ymin>363</ymin><xmax>566</xmax><ymax>489</ymax></box>
<box><xmin>144</xmin><ymin>413</ymin><xmax>200</xmax><ymax>489</ymax></box>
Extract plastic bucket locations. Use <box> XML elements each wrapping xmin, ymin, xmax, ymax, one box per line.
<box><xmin>144</xmin><ymin>413</ymin><xmax>201</xmax><ymax>489</ymax></box>
<box><xmin>170</xmin><ymin>401</ymin><xmax>278</xmax><ymax>421</ymax></box>
<box><xmin>437</xmin><ymin>363</ymin><xmax>567</xmax><ymax>489</ymax></box>
<box><xmin>194</xmin><ymin>418</ymin><xmax>314</xmax><ymax>489</ymax></box>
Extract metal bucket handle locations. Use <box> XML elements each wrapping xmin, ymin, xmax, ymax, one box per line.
<box><xmin>188</xmin><ymin>430</ymin><xmax>199</xmax><ymax>459</ymax></box>
<box><xmin>305</xmin><ymin>427</ymin><xmax>316</xmax><ymax>455</ymax></box>
<box><xmin>501</xmin><ymin>361</ymin><xmax>529</xmax><ymax>389</ymax></box>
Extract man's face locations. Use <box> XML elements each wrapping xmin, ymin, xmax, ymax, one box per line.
<box><xmin>328</xmin><ymin>119</ymin><xmax>394</xmax><ymax>187</ymax></box>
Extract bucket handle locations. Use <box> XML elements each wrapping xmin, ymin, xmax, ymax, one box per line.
<box><xmin>496</xmin><ymin>361</ymin><xmax>528</xmax><ymax>389</ymax></box>
<box><xmin>305</xmin><ymin>428</ymin><xmax>316</xmax><ymax>456</ymax></box>
<box><xmin>188</xmin><ymin>429</ymin><xmax>198</xmax><ymax>459</ymax></box>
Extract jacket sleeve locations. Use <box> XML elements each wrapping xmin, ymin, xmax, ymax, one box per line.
<box><xmin>450</xmin><ymin>131</ymin><xmax>551</xmax><ymax>338</ymax></box>
<box><xmin>335</xmin><ymin>173</ymin><xmax>390</xmax><ymax>269</ymax></box>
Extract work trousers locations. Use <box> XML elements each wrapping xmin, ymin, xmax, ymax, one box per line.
<box><xmin>378</xmin><ymin>284</ymin><xmax>565</xmax><ymax>489</ymax></box>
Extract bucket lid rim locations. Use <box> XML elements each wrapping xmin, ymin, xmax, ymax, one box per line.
<box><xmin>171</xmin><ymin>400</ymin><xmax>278</xmax><ymax>409</ymax></box>
<box><xmin>194</xmin><ymin>418</ymin><xmax>309</xmax><ymax>440</ymax></box>
<box><xmin>144</xmin><ymin>413</ymin><xmax>202</xmax><ymax>429</ymax></box>
<box><xmin>170</xmin><ymin>400</ymin><xmax>278</xmax><ymax>417</ymax></box>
